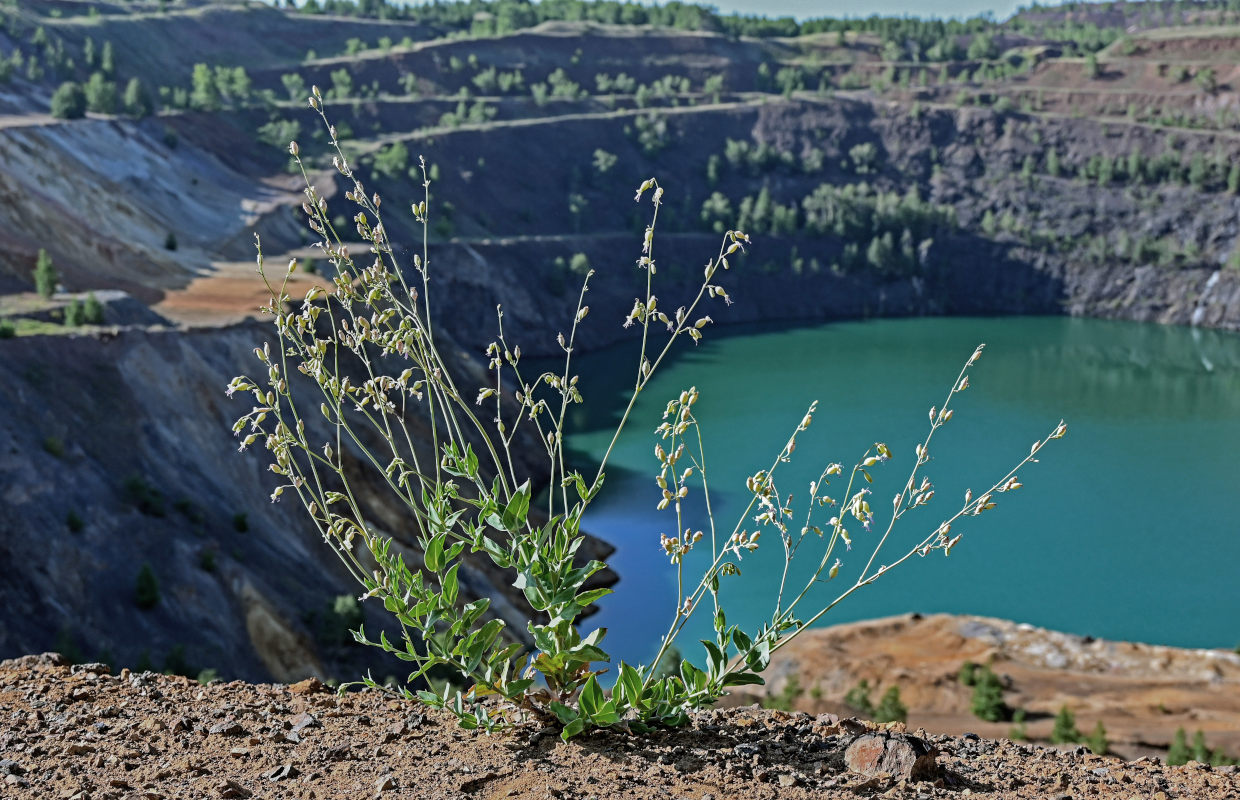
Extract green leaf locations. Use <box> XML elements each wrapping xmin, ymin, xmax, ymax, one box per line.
<box><xmin>425</xmin><ymin>535</ymin><xmax>444</xmax><ymax>572</ymax></box>
<box><xmin>573</xmin><ymin>588</ymin><xmax>612</xmax><ymax>607</ymax></box>
<box><xmin>579</xmin><ymin>675</ymin><xmax>604</xmax><ymax>718</ymax></box>
<box><xmin>501</xmin><ymin>481</ymin><xmax>531</xmax><ymax>532</ymax></box>
<box><xmin>442</xmin><ymin>563</ymin><xmax>460</xmax><ymax>607</ymax></box>
<box><xmin>560</xmin><ymin>717</ymin><xmax>585</xmax><ymax>741</ymax></box>
<box><xmin>549</xmin><ymin>702</ymin><xmax>578</xmax><ymax>725</ymax></box>
<box><xmin>732</xmin><ymin>629</ymin><xmax>753</xmax><ymax>654</ymax></box>
<box><xmin>723</xmin><ymin>671</ymin><xmax>766</xmax><ymax>687</ymax></box>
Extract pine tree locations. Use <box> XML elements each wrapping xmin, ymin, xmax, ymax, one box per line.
<box><xmin>63</xmin><ymin>298</ymin><xmax>83</xmax><ymax>327</ymax></box>
<box><xmin>1191</xmin><ymin>729</ymin><xmax>1210</xmax><ymax>764</ymax></box>
<box><xmin>1167</xmin><ymin>727</ymin><xmax>1189</xmax><ymax>766</ymax></box>
<box><xmin>83</xmin><ymin>292</ymin><xmax>104</xmax><ymax>325</ymax></box>
<box><xmin>33</xmin><ymin>248</ymin><xmax>57</xmax><ymax>298</ymax></box>
<box><xmin>1051</xmin><ymin>705</ymin><xmax>1080</xmax><ymax>744</ymax></box>
<box><xmin>50</xmin><ymin>81</ymin><xmax>87</xmax><ymax>119</ymax></box>
<box><xmin>970</xmin><ymin>665</ymin><xmax>1008</xmax><ymax>722</ymax></box>
<box><xmin>843</xmin><ymin>679</ymin><xmax>875</xmax><ymax>717</ymax></box>
<box><xmin>100</xmin><ymin>40</ymin><xmax>114</xmax><ymax>75</ymax></box>
<box><xmin>134</xmin><ymin>563</ymin><xmax>160</xmax><ymax>609</ymax></box>
<box><xmin>1086</xmin><ymin>721</ymin><xmax>1108</xmax><ymax>755</ymax></box>
<box><xmin>874</xmin><ymin>686</ymin><xmax>908</xmax><ymax>723</ymax></box>
<box><xmin>123</xmin><ymin>77</ymin><xmax>152</xmax><ymax>118</ymax></box>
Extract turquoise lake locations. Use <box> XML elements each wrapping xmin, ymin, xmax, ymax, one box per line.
<box><xmin>558</xmin><ymin>316</ymin><xmax>1240</xmax><ymax>668</ymax></box>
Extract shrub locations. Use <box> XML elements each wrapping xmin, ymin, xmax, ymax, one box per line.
<box><xmin>763</xmin><ymin>674</ymin><xmax>803</xmax><ymax>711</ymax></box>
<box><xmin>1086</xmin><ymin>720</ymin><xmax>1108</xmax><ymax>755</ymax></box>
<box><xmin>232</xmin><ymin>511</ymin><xmax>249</xmax><ymax>532</ymax></box>
<box><xmin>123</xmin><ymin>474</ymin><xmax>166</xmax><ymax>517</ymax></box>
<box><xmin>63</xmin><ymin>299</ymin><xmax>84</xmax><ymax>327</ymax></box>
<box><xmin>1192</xmin><ymin>729</ymin><xmax>1210</xmax><ymax>764</ymax></box>
<box><xmin>123</xmin><ymin>77</ymin><xmax>153</xmax><ymax>118</ymax></box>
<box><xmin>66</xmin><ymin>510</ymin><xmax>84</xmax><ymax>533</ymax></box>
<box><xmin>958</xmin><ymin>660</ymin><xmax>978</xmax><ymax>686</ymax></box>
<box><xmin>84</xmin><ymin>72</ymin><xmax>118</xmax><ymax>114</ymax></box>
<box><xmin>43</xmin><ymin>436</ymin><xmax>65</xmax><ymax>457</ymax></box>
<box><xmin>199</xmin><ymin>549</ymin><xmax>217</xmax><ymax>572</ymax></box>
<box><xmin>0</xmin><ymin>319</ymin><xmax>13</xmax><ymax>339</ymax></box>
<box><xmin>135</xmin><ymin>564</ymin><xmax>160</xmax><ymax>609</ymax></box>
<box><xmin>1008</xmin><ymin>707</ymin><xmax>1028</xmax><ymax>740</ymax></box>
<box><xmin>50</xmin><ymin>82</ymin><xmax>87</xmax><ymax>119</ymax></box>
<box><xmin>1167</xmin><ymin>727</ymin><xmax>1189</xmax><ymax>765</ymax></box>
<box><xmin>1051</xmin><ymin>705</ymin><xmax>1081</xmax><ymax>744</ymax></box>
<box><xmin>83</xmin><ymin>292</ymin><xmax>104</xmax><ymax>325</ymax></box>
<box><xmin>874</xmin><ymin>686</ymin><xmax>908</xmax><ymax>723</ymax></box>
<box><xmin>164</xmin><ymin>232</ymin><xmax>177</xmax><ymax>251</ymax></box>
<box><xmin>33</xmin><ymin>249</ymin><xmax>57</xmax><ymax>299</ymax></box>
<box><xmin>228</xmin><ymin>101</ymin><xmax>1066</xmax><ymax>740</ymax></box>
<box><xmin>844</xmin><ymin>679</ymin><xmax>876</xmax><ymax>717</ymax></box>
<box><xmin>970</xmin><ymin>663</ymin><xmax>1008</xmax><ymax>722</ymax></box>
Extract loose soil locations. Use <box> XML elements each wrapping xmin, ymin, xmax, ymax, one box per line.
<box><xmin>1</xmin><ymin>654</ymin><xmax>1236</xmax><ymax>800</ymax></box>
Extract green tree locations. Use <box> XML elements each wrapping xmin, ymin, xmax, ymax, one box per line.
<box><xmin>1167</xmin><ymin>727</ymin><xmax>1189</xmax><ymax>766</ymax></box>
<box><xmin>190</xmin><ymin>63</ymin><xmax>220</xmax><ymax>110</ymax></box>
<box><xmin>874</xmin><ymin>686</ymin><xmax>908</xmax><ymax>723</ymax></box>
<box><xmin>83</xmin><ymin>292</ymin><xmax>104</xmax><ymax>325</ymax></box>
<box><xmin>135</xmin><ymin>564</ymin><xmax>160</xmax><ymax>609</ymax></box>
<box><xmin>281</xmin><ymin>72</ymin><xmax>306</xmax><ymax>102</ymax></box>
<box><xmin>50</xmin><ymin>81</ymin><xmax>87</xmax><ymax>119</ymax></box>
<box><xmin>1191</xmin><ymin>729</ymin><xmax>1210</xmax><ymax>764</ymax></box>
<box><xmin>1086</xmin><ymin>721</ymin><xmax>1108</xmax><ymax>755</ymax></box>
<box><xmin>329</xmin><ymin>67</ymin><xmax>353</xmax><ymax>99</ymax></box>
<box><xmin>63</xmin><ymin>299</ymin><xmax>83</xmax><ymax>327</ymax></box>
<box><xmin>568</xmin><ymin>252</ymin><xmax>590</xmax><ymax>276</ymax></box>
<box><xmin>84</xmin><ymin>72</ymin><xmax>118</xmax><ymax>114</ymax></box>
<box><xmin>1084</xmin><ymin>53</ymin><xmax>1100</xmax><ymax>79</ymax></box>
<box><xmin>1008</xmin><ymin>708</ymin><xmax>1028</xmax><ymax>740</ymax></box>
<box><xmin>970</xmin><ymin>665</ymin><xmax>1008</xmax><ymax>722</ymax></box>
<box><xmin>33</xmin><ymin>248</ymin><xmax>57</xmax><ymax>298</ymax></box>
<box><xmin>700</xmin><ymin>192</ymin><xmax>733</xmax><ymax>234</ymax></box>
<box><xmin>372</xmin><ymin>140</ymin><xmax>409</xmax><ymax>178</ymax></box>
<box><xmin>1047</xmin><ymin>148</ymin><xmax>1061</xmax><ymax>177</ymax></box>
<box><xmin>1051</xmin><ymin>705</ymin><xmax>1081</xmax><ymax>744</ymax></box>
<box><xmin>165</xmin><ymin>232</ymin><xmax>178</xmax><ymax>251</ymax></box>
<box><xmin>843</xmin><ymin>678</ymin><xmax>875</xmax><ymax>717</ymax></box>
<box><xmin>592</xmin><ymin>148</ymin><xmax>617</xmax><ymax>175</ymax></box>
<box><xmin>100</xmin><ymin>40</ymin><xmax>114</xmax><ymax>75</ymax></box>
<box><xmin>123</xmin><ymin>77</ymin><xmax>152</xmax><ymax>118</ymax></box>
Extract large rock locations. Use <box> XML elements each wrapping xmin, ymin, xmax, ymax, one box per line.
<box><xmin>845</xmin><ymin>732</ymin><xmax>938</xmax><ymax>781</ymax></box>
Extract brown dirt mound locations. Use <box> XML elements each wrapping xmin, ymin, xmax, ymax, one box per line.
<box><xmin>1</xmin><ymin>653</ymin><xmax>1236</xmax><ymax>800</ymax></box>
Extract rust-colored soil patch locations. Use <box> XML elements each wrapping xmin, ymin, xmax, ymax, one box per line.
<box><xmin>728</xmin><ymin>614</ymin><xmax>1240</xmax><ymax>762</ymax></box>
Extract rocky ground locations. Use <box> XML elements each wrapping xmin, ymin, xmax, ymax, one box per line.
<box><xmin>1</xmin><ymin>653</ymin><xmax>1237</xmax><ymax>800</ymax></box>
<box><xmin>727</xmin><ymin>614</ymin><xmax>1240</xmax><ymax>762</ymax></box>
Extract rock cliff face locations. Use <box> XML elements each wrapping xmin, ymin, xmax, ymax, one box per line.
<box><xmin>0</xmin><ymin>322</ymin><xmax>606</xmax><ymax>681</ymax></box>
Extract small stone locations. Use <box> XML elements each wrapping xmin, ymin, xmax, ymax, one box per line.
<box><xmin>375</xmin><ymin>775</ymin><xmax>396</xmax><ymax>793</ymax></box>
<box><xmin>66</xmin><ymin>743</ymin><xmax>95</xmax><ymax>755</ymax></box>
<box><xmin>209</xmin><ymin>721</ymin><xmax>245</xmax><ymax>737</ymax></box>
<box><xmin>290</xmin><ymin>712</ymin><xmax>320</xmax><ymax>734</ymax></box>
<box><xmin>0</xmin><ymin>760</ymin><xmax>24</xmax><ymax>776</ymax></box>
<box><xmin>217</xmin><ymin>779</ymin><xmax>252</xmax><ymax>799</ymax></box>
<box><xmin>265</xmin><ymin>763</ymin><xmax>299</xmax><ymax>782</ymax></box>
<box><xmin>289</xmin><ymin>677</ymin><xmax>327</xmax><ymax>695</ymax></box>
<box><xmin>229</xmin><ymin>748</ymin><xmax>249</xmax><ymax>758</ymax></box>
<box><xmin>777</xmin><ymin>773</ymin><xmax>798</xmax><ymax>787</ymax></box>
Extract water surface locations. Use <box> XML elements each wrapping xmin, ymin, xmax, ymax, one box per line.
<box><xmin>559</xmin><ymin>317</ymin><xmax>1240</xmax><ymax>667</ymax></box>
